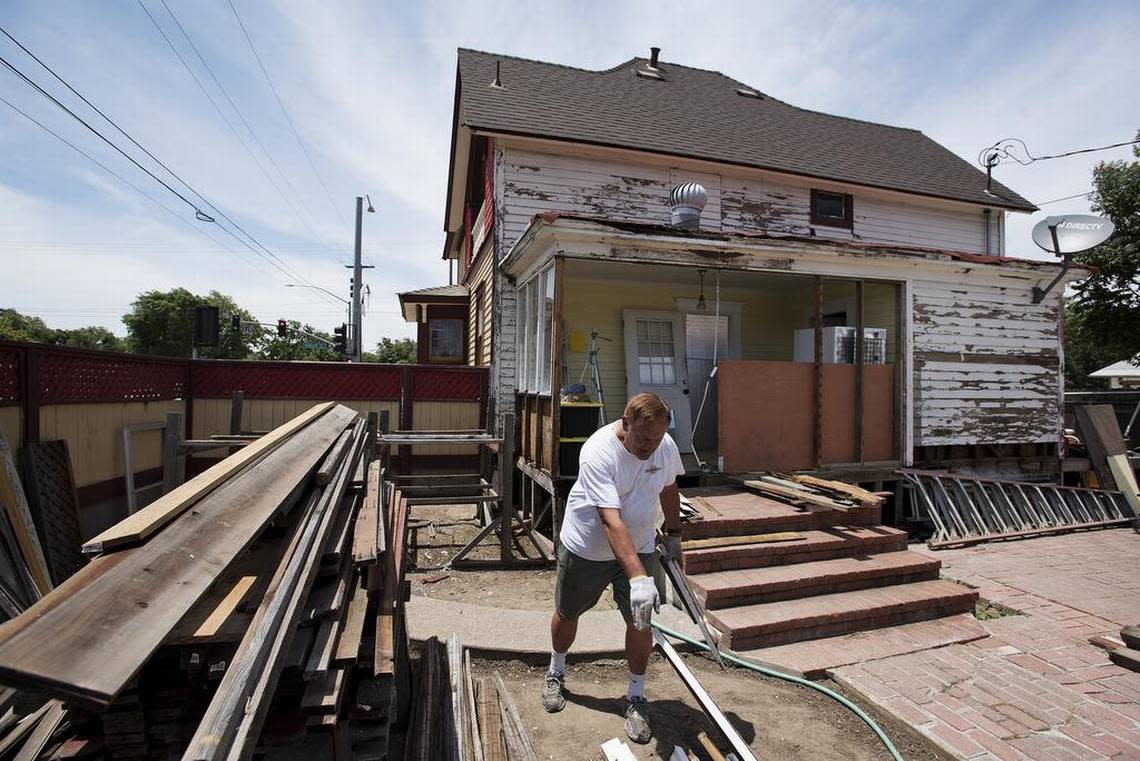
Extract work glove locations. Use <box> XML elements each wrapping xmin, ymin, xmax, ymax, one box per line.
<box><xmin>629</xmin><ymin>575</ymin><xmax>660</xmax><ymax>631</ymax></box>
<box><xmin>662</xmin><ymin>534</ymin><xmax>683</xmax><ymax>565</ymax></box>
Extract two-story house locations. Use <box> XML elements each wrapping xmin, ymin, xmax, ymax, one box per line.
<box><xmin>400</xmin><ymin>47</ymin><xmax>1086</xmax><ymax>495</ymax></box>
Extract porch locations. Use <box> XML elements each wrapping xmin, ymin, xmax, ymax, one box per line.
<box><xmin>512</xmin><ymin>258</ymin><xmax>904</xmax><ymax>486</ymax></box>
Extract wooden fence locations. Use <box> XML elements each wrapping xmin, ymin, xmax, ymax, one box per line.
<box><xmin>0</xmin><ymin>341</ymin><xmax>489</xmax><ymax>516</ymax></box>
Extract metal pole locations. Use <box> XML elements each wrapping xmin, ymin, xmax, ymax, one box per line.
<box><xmin>352</xmin><ymin>196</ymin><xmax>363</xmax><ymax>362</ymax></box>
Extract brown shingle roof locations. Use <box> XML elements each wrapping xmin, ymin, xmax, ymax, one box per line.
<box><xmin>457</xmin><ymin>49</ymin><xmax>1036</xmax><ymax>212</ymax></box>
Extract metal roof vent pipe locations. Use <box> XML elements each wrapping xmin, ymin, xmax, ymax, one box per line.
<box><xmin>649</xmin><ymin>46</ymin><xmax>661</xmax><ymax>69</ymax></box>
<box><xmin>670</xmin><ymin>182</ymin><xmax>707</xmax><ymax>229</ymax></box>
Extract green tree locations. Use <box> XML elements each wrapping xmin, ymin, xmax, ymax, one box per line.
<box><xmin>258</xmin><ymin>321</ymin><xmax>341</xmax><ymax>361</ymax></box>
<box><xmin>0</xmin><ymin>309</ymin><xmax>54</xmax><ymax>343</ymax></box>
<box><xmin>1064</xmin><ymin>132</ymin><xmax>1140</xmax><ymax>389</ymax></box>
<box><xmin>368</xmin><ymin>337</ymin><xmax>417</xmax><ymax>364</ymax></box>
<box><xmin>0</xmin><ymin>309</ymin><xmax>126</xmax><ymax>351</ymax></box>
<box><xmin>122</xmin><ymin>288</ymin><xmax>261</xmax><ymax>358</ymax></box>
<box><xmin>53</xmin><ymin>326</ymin><xmax>126</xmax><ymax>352</ymax></box>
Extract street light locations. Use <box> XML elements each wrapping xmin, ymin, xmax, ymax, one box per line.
<box><xmin>284</xmin><ymin>283</ymin><xmax>351</xmax><ymax>306</ymax></box>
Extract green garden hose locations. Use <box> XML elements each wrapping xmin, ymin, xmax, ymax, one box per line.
<box><xmin>652</xmin><ymin>622</ymin><xmax>905</xmax><ymax>761</ymax></box>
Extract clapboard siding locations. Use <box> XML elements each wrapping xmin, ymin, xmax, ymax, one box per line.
<box><xmin>466</xmin><ymin>244</ymin><xmax>494</xmax><ymax>366</ymax></box>
<box><xmin>499</xmin><ymin>146</ymin><xmax>992</xmax><ymax>255</ymax></box>
<box><xmin>912</xmin><ymin>281</ymin><xmax>1060</xmax><ymax>446</ymax></box>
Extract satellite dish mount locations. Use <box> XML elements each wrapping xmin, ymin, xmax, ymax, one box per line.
<box><xmin>1029</xmin><ymin>214</ymin><xmax>1114</xmax><ymax>304</ymax></box>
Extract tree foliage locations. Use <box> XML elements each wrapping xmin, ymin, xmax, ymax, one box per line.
<box><xmin>1064</xmin><ymin>133</ymin><xmax>1140</xmax><ymax>389</ymax></box>
<box><xmin>258</xmin><ymin>321</ymin><xmax>341</xmax><ymax>361</ymax></box>
<box><xmin>122</xmin><ymin>288</ymin><xmax>261</xmax><ymax>359</ymax></box>
<box><xmin>0</xmin><ymin>309</ymin><xmax>126</xmax><ymax>351</ymax></box>
<box><xmin>367</xmin><ymin>337</ymin><xmax>417</xmax><ymax>364</ymax></box>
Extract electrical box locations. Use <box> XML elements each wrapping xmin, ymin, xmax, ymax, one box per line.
<box><xmin>793</xmin><ymin>327</ymin><xmax>887</xmax><ymax>364</ymax></box>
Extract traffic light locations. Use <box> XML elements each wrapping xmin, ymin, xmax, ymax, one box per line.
<box><xmin>333</xmin><ymin>323</ymin><xmax>347</xmax><ymax>355</ymax></box>
<box><xmin>230</xmin><ymin>314</ymin><xmax>241</xmax><ymax>333</ymax></box>
<box><xmin>277</xmin><ymin>319</ymin><xmax>287</xmax><ymax>337</ymax></box>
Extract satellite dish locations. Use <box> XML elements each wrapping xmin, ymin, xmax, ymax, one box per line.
<box><xmin>1031</xmin><ymin>214</ymin><xmax>1114</xmax><ymax>256</ymax></box>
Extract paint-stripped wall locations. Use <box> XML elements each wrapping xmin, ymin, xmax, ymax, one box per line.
<box><xmin>466</xmin><ymin>242</ymin><xmax>495</xmax><ymax>366</ymax></box>
<box><xmin>498</xmin><ymin>146</ymin><xmax>996</xmax><ymax>255</ymax></box>
<box><xmin>912</xmin><ymin>281</ymin><xmax>1060</xmax><ymax>446</ymax></box>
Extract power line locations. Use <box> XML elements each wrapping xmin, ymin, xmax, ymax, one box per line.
<box><xmin>1035</xmin><ymin>191</ymin><xmax>1093</xmax><ymax>207</ymax></box>
<box><xmin>225</xmin><ymin>0</ymin><xmax>349</xmax><ymax>229</ymax></box>
<box><xmin>980</xmin><ymin>137</ymin><xmax>1140</xmax><ymax>168</ymax></box>
<box><xmin>0</xmin><ymin>93</ymin><xmax>274</xmax><ymax>280</ymax></box>
<box><xmin>0</xmin><ymin>25</ymin><xmax>343</xmax><ymax>306</ymax></box>
<box><xmin>153</xmin><ymin>0</ymin><xmax>347</xmax><ymax>264</ymax></box>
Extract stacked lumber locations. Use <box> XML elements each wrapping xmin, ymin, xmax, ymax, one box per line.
<box><xmin>0</xmin><ymin>403</ymin><xmax>418</xmax><ymax>760</ymax></box>
<box><xmin>729</xmin><ymin>472</ymin><xmax>885</xmax><ymax>512</ymax></box>
<box><xmin>405</xmin><ymin>634</ymin><xmax>539</xmax><ymax>761</ymax></box>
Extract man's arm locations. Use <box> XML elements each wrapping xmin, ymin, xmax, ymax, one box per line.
<box><xmin>660</xmin><ymin>482</ymin><xmax>682</xmax><ymax>534</ymax></box>
<box><xmin>598</xmin><ymin>507</ymin><xmax>648</xmax><ymax>580</ymax></box>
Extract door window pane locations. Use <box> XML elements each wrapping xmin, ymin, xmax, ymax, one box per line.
<box><xmin>635</xmin><ymin>319</ymin><xmax>676</xmax><ymax>387</ymax></box>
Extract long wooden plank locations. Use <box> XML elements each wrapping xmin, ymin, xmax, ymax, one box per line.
<box><xmin>652</xmin><ymin>631</ymin><xmax>756</xmax><ymax>761</ymax></box>
<box><xmin>13</xmin><ymin>700</ymin><xmax>66</xmax><ymax>761</ymax></box>
<box><xmin>0</xmin><ymin>430</ymin><xmax>51</xmax><ymax>596</ymax></box>
<box><xmin>1074</xmin><ymin>405</ymin><xmax>1124</xmax><ymax>488</ymax></box>
<box><xmin>333</xmin><ymin>576</ymin><xmax>368</xmax><ymax>664</ymax></box>
<box><xmin>1108</xmin><ymin>455</ymin><xmax>1140</xmax><ymax>514</ymax></box>
<box><xmin>0</xmin><ymin>702</ymin><xmax>50</xmax><ymax>758</ymax></box>
<box><xmin>316</xmin><ymin>429</ymin><xmax>354</xmax><ymax>486</ymax></box>
<box><xmin>493</xmin><ymin>671</ymin><xmax>537</xmax><ymax>761</ymax></box>
<box><xmin>192</xmin><ymin>576</ymin><xmax>256</xmax><ymax>638</ymax></box>
<box><xmin>0</xmin><ymin>406</ymin><xmax>356</xmax><ymax>708</ymax></box>
<box><xmin>474</xmin><ymin>678</ymin><xmax>507</xmax><ymax>761</ymax></box>
<box><xmin>185</xmin><ymin>421</ymin><xmax>364</xmax><ymax>761</ymax></box>
<box><xmin>352</xmin><ymin>462</ymin><xmax>381</xmax><ymax>566</ymax></box>
<box><xmin>83</xmin><ymin>402</ymin><xmax>335</xmax><ymax>553</ymax></box>
<box><xmin>301</xmin><ymin>666</ymin><xmax>347</xmax><ymax>713</ymax></box>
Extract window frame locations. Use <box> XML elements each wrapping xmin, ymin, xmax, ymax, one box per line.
<box><xmin>810</xmin><ymin>189</ymin><xmax>854</xmax><ymax>229</ymax></box>
<box><xmin>427</xmin><ymin>316</ymin><xmax>465</xmax><ymax>363</ymax></box>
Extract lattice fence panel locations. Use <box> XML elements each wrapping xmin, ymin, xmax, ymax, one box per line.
<box><xmin>413</xmin><ymin>368</ymin><xmax>484</xmax><ymax>400</ymax></box>
<box><xmin>38</xmin><ymin>352</ymin><xmax>186</xmax><ymax>403</ymax></box>
<box><xmin>192</xmin><ymin>363</ymin><xmax>403</xmax><ymax>400</ymax></box>
<box><xmin>0</xmin><ymin>348</ymin><xmax>20</xmax><ymax>405</ymax></box>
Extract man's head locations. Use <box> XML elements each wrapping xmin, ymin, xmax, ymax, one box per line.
<box><xmin>620</xmin><ymin>393</ymin><xmax>671</xmax><ymax>461</ymax></box>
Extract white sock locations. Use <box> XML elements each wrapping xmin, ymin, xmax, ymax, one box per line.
<box><xmin>549</xmin><ymin>651</ymin><xmax>567</xmax><ymax>675</ymax></box>
<box><xmin>627</xmin><ymin>671</ymin><xmax>646</xmax><ymax>700</ymax></box>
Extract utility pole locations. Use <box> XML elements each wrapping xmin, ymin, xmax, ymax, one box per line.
<box><xmin>347</xmin><ymin>195</ymin><xmax>375</xmax><ymax>362</ymax></box>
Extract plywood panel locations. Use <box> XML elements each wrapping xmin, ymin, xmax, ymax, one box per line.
<box><xmin>718</xmin><ymin>361</ymin><xmax>814</xmax><ymax>472</ymax></box>
<box><xmin>819</xmin><ymin>365</ymin><xmax>895</xmax><ymax>464</ymax></box>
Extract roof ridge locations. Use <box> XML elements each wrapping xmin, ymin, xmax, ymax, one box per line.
<box><xmin>459</xmin><ymin>47</ymin><xmax>922</xmax><ymax>133</ymax></box>
<box><xmin>457</xmin><ymin>47</ymin><xmax>627</xmax><ymax>76</ymax></box>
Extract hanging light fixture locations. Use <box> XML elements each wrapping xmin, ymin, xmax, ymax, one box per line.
<box><xmin>696</xmin><ymin>269</ymin><xmax>707</xmax><ymax>310</ymax></box>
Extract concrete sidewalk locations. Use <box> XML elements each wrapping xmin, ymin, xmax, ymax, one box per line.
<box><xmin>406</xmin><ymin>592</ymin><xmax>704</xmax><ymax>657</ymax></box>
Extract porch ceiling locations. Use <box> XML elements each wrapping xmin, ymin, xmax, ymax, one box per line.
<box><xmin>564</xmin><ymin>258</ymin><xmax>815</xmax><ymax>290</ymax></box>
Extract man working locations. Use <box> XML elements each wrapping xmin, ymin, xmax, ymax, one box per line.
<box><xmin>542</xmin><ymin>393</ymin><xmax>686</xmax><ymax>744</ymax></box>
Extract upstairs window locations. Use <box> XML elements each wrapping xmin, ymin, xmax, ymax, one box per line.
<box><xmin>811</xmin><ymin>189</ymin><xmax>853</xmax><ymax>229</ymax></box>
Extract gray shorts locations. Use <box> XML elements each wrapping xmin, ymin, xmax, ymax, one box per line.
<box><xmin>554</xmin><ymin>544</ymin><xmax>658</xmax><ymax>622</ymax></box>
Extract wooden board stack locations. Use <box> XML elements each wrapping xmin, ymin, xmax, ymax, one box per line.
<box><xmin>0</xmin><ymin>403</ymin><xmax>416</xmax><ymax>761</ymax></box>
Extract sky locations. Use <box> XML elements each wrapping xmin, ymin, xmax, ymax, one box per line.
<box><xmin>1</xmin><ymin>0</ymin><xmax>1137</xmax><ymax>346</ymax></box>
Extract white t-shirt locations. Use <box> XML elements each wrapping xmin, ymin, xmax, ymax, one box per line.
<box><xmin>559</xmin><ymin>422</ymin><xmax>686</xmax><ymax>561</ymax></box>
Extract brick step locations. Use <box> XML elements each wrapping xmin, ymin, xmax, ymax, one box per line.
<box><xmin>691</xmin><ymin>550</ymin><xmax>941</xmax><ymax>609</ymax></box>
<box><xmin>680</xmin><ymin>487</ymin><xmax>881</xmax><ymax>541</ymax></box>
<box><xmin>707</xmin><ymin>580</ymin><xmax>978</xmax><ymax>651</ymax></box>
<box><xmin>683</xmin><ymin>526</ymin><xmax>908</xmax><ymax>575</ymax></box>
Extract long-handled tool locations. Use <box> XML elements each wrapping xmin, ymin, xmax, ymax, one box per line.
<box><xmin>657</xmin><ymin>540</ymin><xmax>726</xmax><ymax>670</ymax></box>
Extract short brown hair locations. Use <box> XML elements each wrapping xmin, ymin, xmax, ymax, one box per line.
<box><xmin>623</xmin><ymin>393</ymin><xmax>670</xmax><ymax>424</ymax></box>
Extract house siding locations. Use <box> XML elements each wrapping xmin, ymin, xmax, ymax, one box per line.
<box><xmin>499</xmin><ymin>146</ymin><xmax>995</xmax><ymax>255</ymax></box>
<box><xmin>466</xmin><ymin>242</ymin><xmax>494</xmax><ymax>366</ymax></box>
<box><xmin>911</xmin><ymin>281</ymin><xmax>1060</xmax><ymax>446</ymax></box>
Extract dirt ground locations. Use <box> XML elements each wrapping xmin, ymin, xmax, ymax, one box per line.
<box><xmin>406</xmin><ymin>506</ymin><xmax>951</xmax><ymax>760</ymax></box>
<box><xmin>471</xmin><ymin>653</ymin><xmax>953</xmax><ymax>761</ymax></box>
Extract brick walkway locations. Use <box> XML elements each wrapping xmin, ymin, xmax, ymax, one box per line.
<box><xmin>833</xmin><ymin>528</ymin><xmax>1140</xmax><ymax>760</ymax></box>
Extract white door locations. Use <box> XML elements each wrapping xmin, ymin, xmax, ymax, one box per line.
<box><xmin>622</xmin><ymin>310</ymin><xmax>694</xmax><ymax>453</ymax></box>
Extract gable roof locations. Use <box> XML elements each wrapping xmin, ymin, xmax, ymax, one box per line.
<box><xmin>456</xmin><ymin>49</ymin><xmax>1037</xmax><ymax>213</ymax></box>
